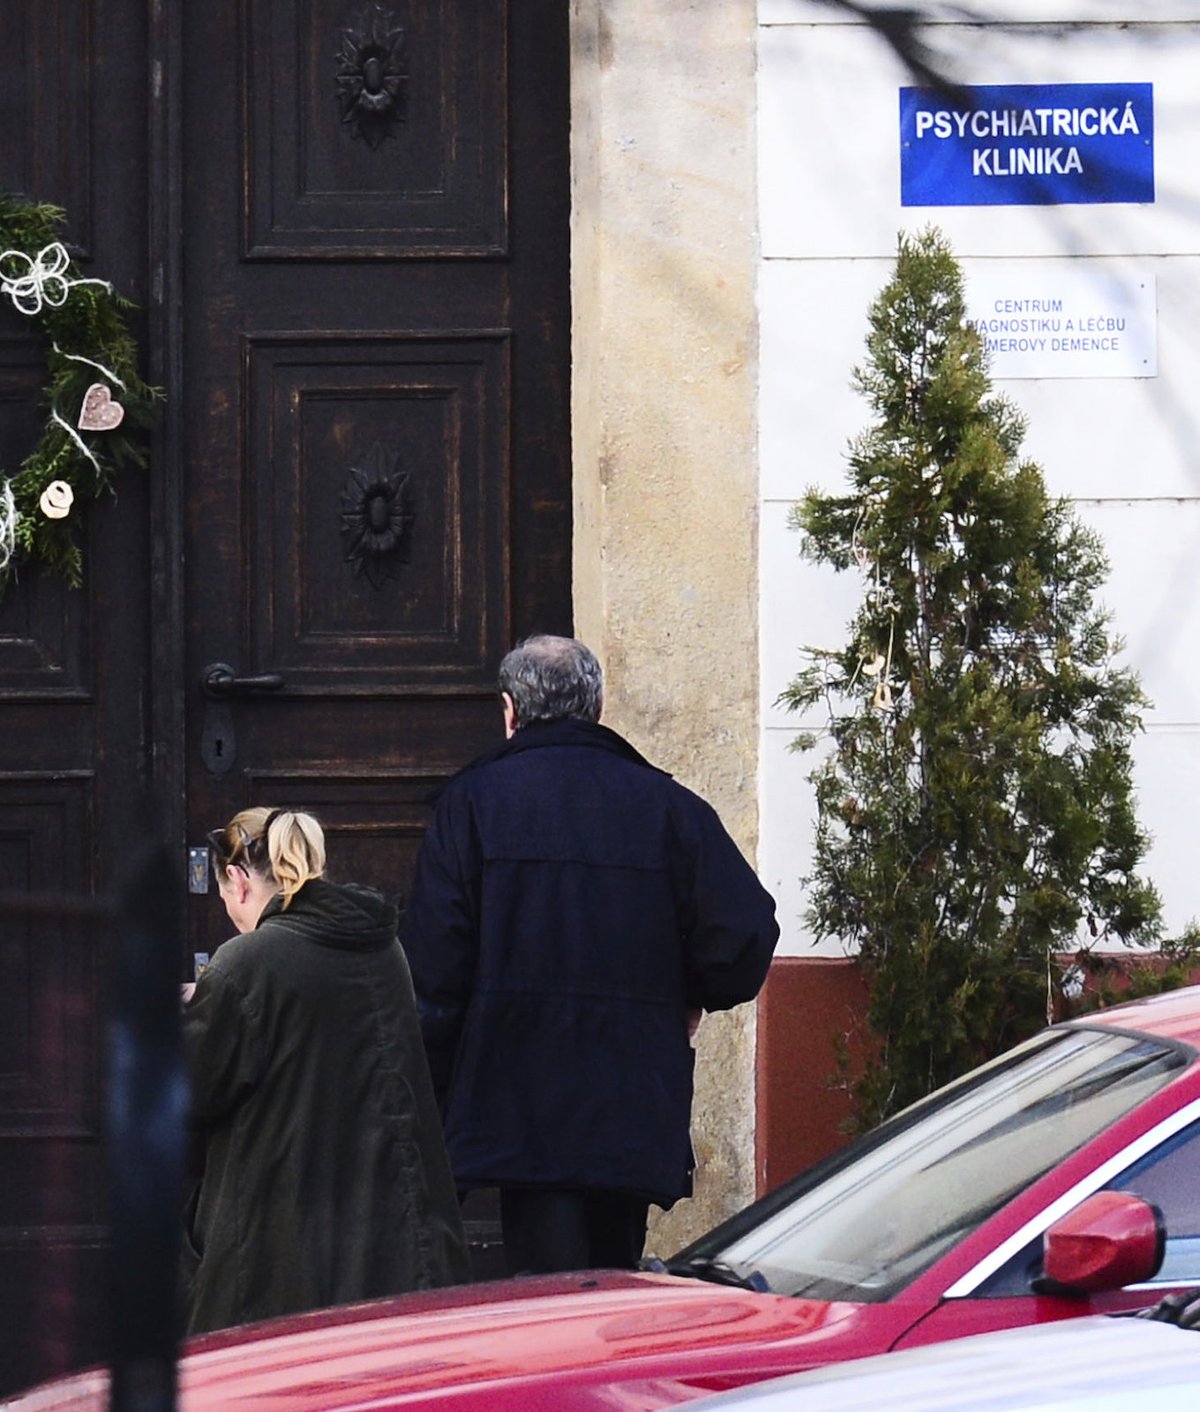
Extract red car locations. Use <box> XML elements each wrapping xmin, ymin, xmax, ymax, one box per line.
<box><xmin>15</xmin><ymin>986</ymin><xmax>1200</xmax><ymax>1410</ymax></box>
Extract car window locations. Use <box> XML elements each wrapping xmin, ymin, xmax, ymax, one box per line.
<box><xmin>1113</xmin><ymin>1121</ymin><xmax>1200</xmax><ymax>1285</ymax></box>
<box><xmin>701</xmin><ymin>1027</ymin><xmax>1184</xmax><ymax>1303</ymax></box>
<box><xmin>977</xmin><ymin>1116</ymin><xmax>1200</xmax><ymax>1298</ymax></box>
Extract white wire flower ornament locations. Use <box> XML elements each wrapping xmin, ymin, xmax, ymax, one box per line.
<box><xmin>0</xmin><ymin>241</ymin><xmax>105</xmax><ymax>315</ymax></box>
<box><xmin>0</xmin><ymin>193</ymin><xmax>159</xmax><ymax>597</ymax></box>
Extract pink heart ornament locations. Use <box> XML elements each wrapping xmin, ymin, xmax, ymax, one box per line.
<box><xmin>78</xmin><ymin>382</ymin><xmax>125</xmax><ymax>432</ymax></box>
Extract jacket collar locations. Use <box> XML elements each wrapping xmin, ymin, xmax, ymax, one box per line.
<box><xmin>504</xmin><ymin>718</ymin><xmax>669</xmax><ymax>772</ymax></box>
<box><xmin>449</xmin><ymin>717</ymin><xmax>671</xmax><ymax>789</ymax></box>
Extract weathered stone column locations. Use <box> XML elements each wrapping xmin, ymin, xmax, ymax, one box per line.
<box><xmin>569</xmin><ymin>0</ymin><xmax>762</xmax><ymax>1248</ymax></box>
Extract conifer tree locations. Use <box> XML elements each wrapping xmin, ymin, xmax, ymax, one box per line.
<box><xmin>783</xmin><ymin>228</ymin><xmax>1161</xmax><ymax>1128</ymax></box>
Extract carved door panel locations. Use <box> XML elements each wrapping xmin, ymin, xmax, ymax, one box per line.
<box><xmin>0</xmin><ymin>2</ymin><xmax>152</xmax><ymax>1394</ymax></box>
<box><xmin>180</xmin><ymin>0</ymin><xmax>570</xmax><ymax>957</ymax></box>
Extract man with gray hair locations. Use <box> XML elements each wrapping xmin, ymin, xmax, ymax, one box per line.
<box><xmin>401</xmin><ymin>634</ymin><xmax>779</xmax><ymax>1275</ymax></box>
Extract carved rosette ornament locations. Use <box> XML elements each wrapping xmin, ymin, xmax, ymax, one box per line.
<box><xmin>339</xmin><ymin>444</ymin><xmax>414</xmax><ymax>588</ymax></box>
<box><xmin>336</xmin><ymin>7</ymin><xmax>408</xmax><ymax>149</ymax></box>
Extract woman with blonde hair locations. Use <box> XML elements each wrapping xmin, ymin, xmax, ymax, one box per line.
<box><xmin>181</xmin><ymin>807</ymin><xmax>469</xmax><ymax>1335</ymax></box>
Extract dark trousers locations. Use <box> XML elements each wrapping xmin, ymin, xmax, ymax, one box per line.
<box><xmin>499</xmin><ymin>1187</ymin><xmax>651</xmax><ymax>1276</ymax></box>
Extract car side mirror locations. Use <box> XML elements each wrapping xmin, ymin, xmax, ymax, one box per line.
<box><xmin>1033</xmin><ymin>1190</ymin><xmax>1165</xmax><ymax>1296</ymax></box>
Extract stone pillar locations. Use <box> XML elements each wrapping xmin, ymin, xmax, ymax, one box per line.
<box><xmin>569</xmin><ymin>0</ymin><xmax>762</xmax><ymax>1248</ymax></box>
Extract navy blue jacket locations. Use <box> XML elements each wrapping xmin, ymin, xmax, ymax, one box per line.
<box><xmin>399</xmin><ymin>719</ymin><xmax>780</xmax><ymax>1207</ymax></box>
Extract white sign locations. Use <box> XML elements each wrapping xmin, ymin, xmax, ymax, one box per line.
<box><xmin>965</xmin><ymin>266</ymin><xmax>1156</xmax><ymax>379</ymax></box>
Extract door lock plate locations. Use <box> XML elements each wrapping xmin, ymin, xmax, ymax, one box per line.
<box><xmin>200</xmin><ymin>702</ymin><xmax>236</xmax><ymax>777</ymax></box>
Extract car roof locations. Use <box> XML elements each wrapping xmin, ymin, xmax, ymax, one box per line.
<box><xmin>1070</xmin><ymin>984</ymin><xmax>1200</xmax><ymax>1048</ymax></box>
<box><xmin>685</xmin><ymin>1314</ymin><xmax>1200</xmax><ymax>1411</ymax></box>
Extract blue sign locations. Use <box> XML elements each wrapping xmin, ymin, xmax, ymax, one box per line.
<box><xmin>900</xmin><ymin>83</ymin><xmax>1154</xmax><ymax>207</ymax></box>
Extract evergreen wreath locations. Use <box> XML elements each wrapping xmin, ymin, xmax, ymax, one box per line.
<box><xmin>0</xmin><ymin>190</ymin><xmax>159</xmax><ymax>595</ymax></box>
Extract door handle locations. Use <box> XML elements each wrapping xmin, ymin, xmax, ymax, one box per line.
<box><xmin>201</xmin><ymin>662</ymin><xmax>285</xmax><ymax>698</ymax></box>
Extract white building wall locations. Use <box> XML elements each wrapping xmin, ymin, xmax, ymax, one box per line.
<box><xmin>758</xmin><ymin>1</ymin><xmax>1200</xmax><ymax>956</ymax></box>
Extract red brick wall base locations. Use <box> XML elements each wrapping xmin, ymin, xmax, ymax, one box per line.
<box><xmin>755</xmin><ymin>956</ymin><xmax>868</xmax><ymax>1197</ymax></box>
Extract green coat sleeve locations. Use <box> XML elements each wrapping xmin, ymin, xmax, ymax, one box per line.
<box><xmin>182</xmin><ymin>956</ymin><xmax>267</xmax><ymax>1125</ymax></box>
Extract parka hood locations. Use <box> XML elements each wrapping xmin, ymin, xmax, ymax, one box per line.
<box><xmin>257</xmin><ymin>878</ymin><xmax>398</xmax><ymax>951</ymax></box>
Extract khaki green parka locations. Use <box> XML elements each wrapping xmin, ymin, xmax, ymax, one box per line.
<box><xmin>182</xmin><ymin>878</ymin><xmax>469</xmax><ymax>1335</ymax></box>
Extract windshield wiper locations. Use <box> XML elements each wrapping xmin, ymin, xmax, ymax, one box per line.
<box><xmin>641</xmin><ymin>1254</ymin><xmax>772</xmax><ymax>1293</ymax></box>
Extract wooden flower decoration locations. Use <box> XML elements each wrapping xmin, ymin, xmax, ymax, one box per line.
<box><xmin>339</xmin><ymin>443</ymin><xmax>414</xmax><ymax>589</ymax></box>
<box><xmin>335</xmin><ymin>7</ymin><xmax>408</xmax><ymax>149</ymax></box>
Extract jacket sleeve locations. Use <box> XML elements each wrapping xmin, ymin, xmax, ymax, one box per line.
<box><xmin>398</xmin><ymin>786</ymin><xmax>480</xmax><ymax>1105</ymax></box>
<box><xmin>677</xmin><ymin>796</ymin><xmax>780</xmax><ymax>1013</ymax></box>
<box><xmin>182</xmin><ymin>958</ymin><xmax>266</xmax><ymax>1126</ymax></box>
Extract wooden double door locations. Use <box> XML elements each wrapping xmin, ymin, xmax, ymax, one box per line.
<box><xmin>0</xmin><ymin>0</ymin><xmax>569</xmax><ymax>1392</ymax></box>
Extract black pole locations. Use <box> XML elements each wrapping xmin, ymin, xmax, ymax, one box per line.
<box><xmin>106</xmin><ymin>842</ymin><xmax>187</xmax><ymax>1412</ymax></box>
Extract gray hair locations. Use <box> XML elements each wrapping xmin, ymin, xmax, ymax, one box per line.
<box><xmin>498</xmin><ymin>635</ymin><xmax>604</xmax><ymax>728</ymax></box>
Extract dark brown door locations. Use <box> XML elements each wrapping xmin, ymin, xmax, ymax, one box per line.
<box><xmin>179</xmin><ymin>0</ymin><xmax>569</xmax><ymax>957</ymax></box>
<box><xmin>0</xmin><ymin>0</ymin><xmax>569</xmax><ymax>1392</ymax></box>
<box><xmin>0</xmin><ymin>1</ymin><xmax>152</xmax><ymax>1393</ymax></box>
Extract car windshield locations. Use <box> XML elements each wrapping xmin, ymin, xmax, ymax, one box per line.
<box><xmin>698</xmin><ymin>1025</ymin><xmax>1186</xmax><ymax>1303</ymax></box>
